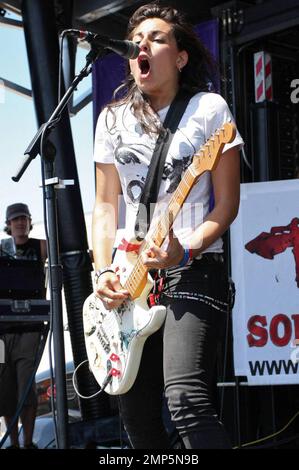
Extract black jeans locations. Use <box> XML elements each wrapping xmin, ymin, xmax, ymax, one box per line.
<box><xmin>118</xmin><ymin>256</ymin><xmax>232</xmax><ymax>449</ymax></box>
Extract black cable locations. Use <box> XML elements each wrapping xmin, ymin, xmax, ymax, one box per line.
<box><xmin>58</xmin><ymin>32</ymin><xmax>65</xmax><ymax>104</ymax></box>
<box><xmin>219</xmin><ymin>285</ymin><xmax>231</xmax><ymax>422</ymax></box>
<box><xmin>40</xmin><ymin>127</ymin><xmax>59</xmax><ymax>448</ymax></box>
<box><xmin>72</xmin><ymin>361</ymin><xmax>113</xmax><ymax>399</ymax></box>
<box><xmin>241</xmin><ymin>432</ymin><xmax>299</xmax><ymax>449</ymax></box>
<box><xmin>39</xmin><ymin>87</ymin><xmax>61</xmax><ymax>450</ymax></box>
<box><xmin>37</xmin><ymin>31</ymin><xmax>67</xmax><ymax>449</ymax></box>
<box><xmin>117</xmin><ymin>396</ymin><xmax>124</xmax><ymax>449</ymax></box>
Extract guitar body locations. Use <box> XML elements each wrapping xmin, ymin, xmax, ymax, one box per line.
<box><xmin>83</xmin><ymin>122</ymin><xmax>236</xmax><ymax>395</ymax></box>
<box><xmin>83</xmin><ymin>242</ymin><xmax>167</xmax><ymax>395</ymax></box>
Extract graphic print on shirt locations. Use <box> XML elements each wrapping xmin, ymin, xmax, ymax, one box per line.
<box><xmin>127</xmin><ymin>175</ymin><xmax>146</xmax><ymax>204</ymax></box>
<box><xmin>114</xmin><ymin>131</ymin><xmax>198</xmax><ymax>204</ymax></box>
<box><xmin>162</xmin><ymin>133</ymin><xmax>197</xmax><ymax>194</ymax></box>
<box><xmin>94</xmin><ymin>93</ymin><xmax>244</xmax><ymax>255</ymax></box>
<box><xmin>163</xmin><ymin>154</ymin><xmax>192</xmax><ymax>194</ymax></box>
<box><xmin>15</xmin><ymin>240</ymin><xmax>41</xmax><ymax>261</ymax></box>
<box><xmin>114</xmin><ymin>118</ymin><xmax>210</xmax><ymax>208</ymax></box>
<box><xmin>113</xmin><ymin>134</ymin><xmax>153</xmax><ymax>205</ymax></box>
<box><xmin>114</xmin><ymin>134</ymin><xmax>149</xmax><ymax>165</ymax></box>
<box><xmin>15</xmin><ymin>246</ymin><xmax>38</xmax><ymax>260</ymax></box>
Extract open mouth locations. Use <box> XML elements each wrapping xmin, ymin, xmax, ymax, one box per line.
<box><xmin>138</xmin><ymin>57</ymin><xmax>150</xmax><ymax>76</ymax></box>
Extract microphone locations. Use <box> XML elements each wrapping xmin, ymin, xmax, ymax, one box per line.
<box><xmin>61</xmin><ymin>29</ymin><xmax>140</xmax><ymax>59</ymax></box>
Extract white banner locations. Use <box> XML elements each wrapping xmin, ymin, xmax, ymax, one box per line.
<box><xmin>230</xmin><ymin>179</ymin><xmax>299</xmax><ymax>385</ymax></box>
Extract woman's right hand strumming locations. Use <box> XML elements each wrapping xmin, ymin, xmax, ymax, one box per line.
<box><xmin>95</xmin><ymin>271</ymin><xmax>130</xmax><ymax>310</ymax></box>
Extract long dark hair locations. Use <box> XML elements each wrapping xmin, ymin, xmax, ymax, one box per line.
<box><xmin>106</xmin><ymin>2</ymin><xmax>218</xmax><ymax>134</ymax></box>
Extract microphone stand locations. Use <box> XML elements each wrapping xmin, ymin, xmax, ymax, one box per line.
<box><xmin>12</xmin><ymin>45</ymin><xmax>104</xmax><ymax>449</ymax></box>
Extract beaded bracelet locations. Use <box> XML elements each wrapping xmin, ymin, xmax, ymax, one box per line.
<box><xmin>178</xmin><ymin>246</ymin><xmax>193</xmax><ymax>267</ymax></box>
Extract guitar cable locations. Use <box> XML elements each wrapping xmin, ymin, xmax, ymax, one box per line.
<box><xmin>73</xmin><ymin>361</ymin><xmax>128</xmax><ymax>448</ymax></box>
<box><xmin>72</xmin><ymin>359</ymin><xmax>113</xmax><ymax>399</ymax></box>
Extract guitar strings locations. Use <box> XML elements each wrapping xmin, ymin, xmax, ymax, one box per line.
<box><xmin>123</xmin><ymin>124</ymin><xmax>231</xmax><ymax>297</ymax></box>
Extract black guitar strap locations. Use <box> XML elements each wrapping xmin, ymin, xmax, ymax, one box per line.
<box><xmin>134</xmin><ymin>89</ymin><xmax>193</xmax><ymax>241</ymax></box>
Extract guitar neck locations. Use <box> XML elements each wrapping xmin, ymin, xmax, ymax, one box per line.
<box><xmin>124</xmin><ymin>165</ymin><xmax>197</xmax><ymax>298</ymax></box>
<box><xmin>148</xmin><ymin>166</ymin><xmax>197</xmax><ymax>247</ymax></box>
<box><xmin>122</xmin><ymin>121</ymin><xmax>236</xmax><ymax>299</ymax></box>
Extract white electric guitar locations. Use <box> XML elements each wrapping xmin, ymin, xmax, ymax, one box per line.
<box><xmin>83</xmin><ymin>122</ymin><xmax>236</xmax><ymax>395</ymax></box>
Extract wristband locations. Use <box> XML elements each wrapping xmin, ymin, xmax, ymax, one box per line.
<box><xmin>94</xmin><ymin>266</ymin><xmax>115</xmax><ymax>284</ymax></box>
<box><xmin>178</xmin><ymin>246</ymin><xmax>193</xmax><ymax>267</ymax></box>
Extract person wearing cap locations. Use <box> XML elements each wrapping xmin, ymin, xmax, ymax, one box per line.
<box><xmin>1</xmin><ymin>203</ymin><xmax>47</xmax><ymax>260</ymax></box>
<box><xmin>0</xmin><ymin>203</ymin><xmax>47</xmax><ymax>449</ymax></box>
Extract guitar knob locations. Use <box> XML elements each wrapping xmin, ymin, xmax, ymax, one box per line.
<box><xmin>110</xmin><ymin>368</ymin><xmax>121</xmax><ymax>377</ymax></box>
<box><xmin>110</xmin><ymin>353</ymin><xmax>120</xmax><ymax>362</ymax></box>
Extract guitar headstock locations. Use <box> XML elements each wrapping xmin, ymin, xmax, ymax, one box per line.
<box><xmin>192</xmin><ymin>122</ymin><xmax>236</xmax><ymax>175</ymax></box>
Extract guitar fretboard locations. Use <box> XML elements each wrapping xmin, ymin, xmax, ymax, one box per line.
<box><xmin>122</xmin><ymin>122</ymin><xmax>236</xmax><ymax>299</ymax></box>
<box><xmin>124</xmin><ymin>165</ymin><xmax>197</xmax><ymax>298</ymax></box>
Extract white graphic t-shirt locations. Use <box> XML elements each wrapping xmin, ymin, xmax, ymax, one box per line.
<box><xmin>94</xmin><ymin>92</ymin><xmax>244</xmax><ymax>252</ymax></box>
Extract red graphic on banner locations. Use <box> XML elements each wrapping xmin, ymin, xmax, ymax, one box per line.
<box><xmin>245</xmin><ymin>217</ymin><xmax>299</xmax><ymax>287</ymax></box>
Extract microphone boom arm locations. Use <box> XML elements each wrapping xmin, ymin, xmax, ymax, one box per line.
<box><xmin>61</xmin><ymin>29</ymin><xmax>140</xmax><ymax>59</ymax></box>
